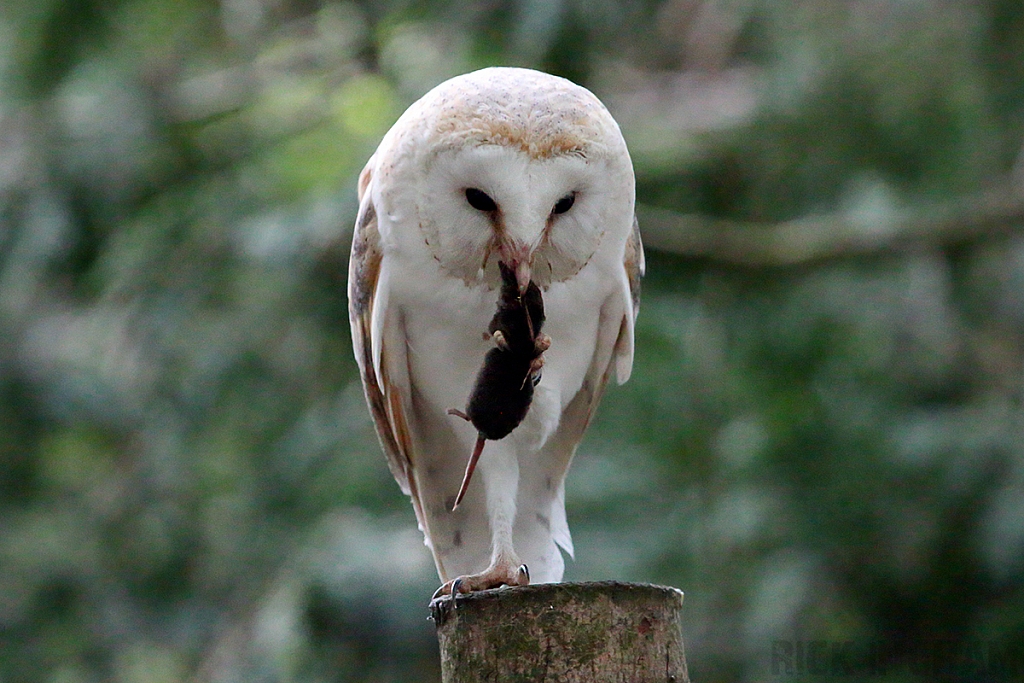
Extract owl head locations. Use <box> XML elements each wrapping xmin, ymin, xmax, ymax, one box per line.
<box><xmin>366</xmin><ymin>67</ymin><xmax>635</xmax><ymax>291</ymax></box>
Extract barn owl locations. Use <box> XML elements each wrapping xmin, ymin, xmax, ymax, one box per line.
<box><xmin>347</xmin><ymin>67</ymin><xmax>642</xmax><ymax>597</ymax></box>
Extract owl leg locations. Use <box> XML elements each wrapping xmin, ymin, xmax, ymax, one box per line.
<box><xmin>430</xmin><ymin>445</ymin><xmax>528</xmax><ymax>602</ymax></box>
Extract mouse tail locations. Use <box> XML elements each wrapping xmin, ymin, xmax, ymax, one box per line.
<box><xmin>452</xmin><ymin>434</ymin><xmax>487</xmax><ymax>511</ymax></box>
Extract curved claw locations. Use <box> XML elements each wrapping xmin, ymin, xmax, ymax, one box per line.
<box><xmin>432</xmin><ymin>580</ymin><xmax>452</xmax><ymax>602</ymax></box>
<box><xmin>431</xmin><ymin>576</ymin><xmax>466</xmax><ymax>600</ymax></box>
<box><xmin>429</xmin><ymin>559</ymin><xmax>529</xmax><ymax>605</ymax></box>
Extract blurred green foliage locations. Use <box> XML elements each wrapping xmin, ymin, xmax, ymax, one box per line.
<box><xmin>2</xmin><ymin>1</ymin><xmax>1024</xmax><ymax>682</ymax></box>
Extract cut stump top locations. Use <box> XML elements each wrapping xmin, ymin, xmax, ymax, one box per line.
<box><xmin>432</xmin><ymin>581</ymin><xmax>690</xmax><ymax>683</ymax></box>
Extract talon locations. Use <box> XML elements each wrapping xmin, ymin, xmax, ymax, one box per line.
<box><xmin>430</xmin><ymin>576</ymin><xmax>465</xmax><ymax>604</ymax></box>
<box><xmin>534</xmin><ymin>333</ymin><xmax>551</xmax><ymax>353</ymax></box>
<box><xmin>432</xmin><ymin>581</ymin><xmax>451</xmax><ymax>601</ymax></box>
<box><xmin>450</xmin><ymin>578</ymin><xmax>464</xmax><ymax>608</ymax></box>
<box><xmin>430</xmin><ymin>559</ymin><xmax>528</xmax><ymax>602</ymax></box>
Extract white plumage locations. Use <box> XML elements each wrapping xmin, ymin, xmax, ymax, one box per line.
<box><xmin>348</xmin><ymin>67</ymin><xmax>642</xmax><ymax>594</ymax></box>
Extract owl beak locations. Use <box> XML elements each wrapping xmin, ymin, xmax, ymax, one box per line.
<box><xmin>514</xmin><ymin>260</ymin><xmax>531</xmax><ymax>295</ymax></box>
<box><xmin>501</xmin><ymin>241</ymin><xmax>533</xmax><ymax>294</ymax></box>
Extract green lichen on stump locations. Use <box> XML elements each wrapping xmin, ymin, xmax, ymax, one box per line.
<box><xmin>431</xmin><ymin>581</ymin><xmax>690</xmax><ymax>682</ymax></box>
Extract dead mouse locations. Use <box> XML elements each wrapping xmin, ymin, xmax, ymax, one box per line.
<box><xmin>447</xmin><ymin>261</ymin><xmax>550</xmax><ymax>510</ymax></box>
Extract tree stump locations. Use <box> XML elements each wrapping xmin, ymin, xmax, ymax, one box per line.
<box><xmin>431</xmin><ymin>581</ymin><xmax>690</xmax><ymax>682</ymax></box>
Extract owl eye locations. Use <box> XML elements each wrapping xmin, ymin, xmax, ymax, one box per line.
<box><xmin>552</xmin><ymin>192</ymin><xmax>576</xmax><ymax>215</ymax></box>
<box><xmin>465</xmin><ymin>188</ymin><xmax>498</xmax><ymax>212</ymax></box>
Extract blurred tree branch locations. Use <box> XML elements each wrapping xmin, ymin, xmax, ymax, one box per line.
<box><xmin>639</xmin><ymin>179</ymin><xmax>1024</xmax><ymax>266</ymax></box>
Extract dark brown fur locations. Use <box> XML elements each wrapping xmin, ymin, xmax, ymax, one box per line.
<box><xmin>448</xmin><ymin>262</ymin><xmax>549</xmax><ymax>509</ymax></box>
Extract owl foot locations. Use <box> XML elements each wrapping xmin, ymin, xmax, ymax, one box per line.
<box><xmin>430</xmin><ymin>561</ymin><xmax>530</xmax><ymax>606</ymax></box>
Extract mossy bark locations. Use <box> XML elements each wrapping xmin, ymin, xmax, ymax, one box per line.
<box><xmin>431</xmin><ymin>581</ymin><xmax>690</xmax><ymax>682</ymax></box>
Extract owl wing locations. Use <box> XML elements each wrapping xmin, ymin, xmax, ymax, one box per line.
<box><xmin>512</xmin><ymin>214</ymin><xmax>644</xmax><ymax>580</ymax></box>
<box><xmin>616</xmin><ymin>214</ymin><xmax>644</xmax><ymax>383</ymax></box>
<box><xmin>347</xmin><ymin>160</ymin><xmax>433</xmax><ymax>546</ymax></box>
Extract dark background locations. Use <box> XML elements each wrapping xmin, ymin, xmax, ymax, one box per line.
<box><xmin>2</xmin><ymin>1</ymin><xmax>1023</xmax><ymax>681</ymax></box>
